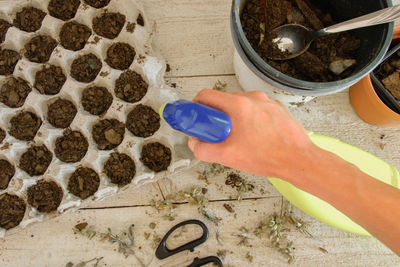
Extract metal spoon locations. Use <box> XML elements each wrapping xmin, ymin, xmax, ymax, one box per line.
<box><xmin>269</xmin><ymin>5</ymin><xmax>400</xmax><ymax>60</ymax></box>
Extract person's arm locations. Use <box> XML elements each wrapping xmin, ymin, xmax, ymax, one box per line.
<box><xmin>187</xmin><ymin>89</ymin><xmax>400</xmax><ymax>255</ymax></box>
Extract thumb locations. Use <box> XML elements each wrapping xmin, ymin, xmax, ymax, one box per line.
<box><xmin>188</xmin><ymin>137</ymin><xmax>222</xmax><ymax>162</ymax></box>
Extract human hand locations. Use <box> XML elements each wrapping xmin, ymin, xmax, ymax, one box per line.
<box><xmin>188</xmin><ymin>89</ymin><xmax>319</xmax><ymax>181</ymax></box>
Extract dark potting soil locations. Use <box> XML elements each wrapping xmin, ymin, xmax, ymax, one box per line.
<box><xmin>19</xmin><ymin>145</ymin><xmax>53</xmax><ymax>176</ymax></box>
<box><xmin>0</xmin><ymin>128</ymin><xmax>5</xmax><ymax>143</ymax></box>
<box><xmin>84</xmin><ymin>0</ymin><xmax>111</xmax><ymax>9</ymax></box>
<box><xmin>0</xmin><ymin>159</ymin><xmax>15</xmax><ymax>190</ymax></box>
<box><xmin>374</xmin><ymin>50</ymin><xmax>400</xmax><ymax>103</ymax></box>
<box><xmin>92</xmin><ymin>12</ymin><xmax>126</xmax><ymax>39</ymax></box>
<box><xmin>47</xmin><ymin>99</ymin><xmax>77</xmax><ymax>128</ymax></box>
<box><xmin>104</xmin><ymin>152</ymin><xmax>135</xmax><ymax>186</ymax></box>
<box><xmin>105</xmin><ymin>42</ymin><xmax>135</xmax><ymax>70</ymax></box>
<box><xmin>0</xmin><ymin>77</ymin><xmax>32</xmax><ymax>108</ymax></box>
<box><xmin>140</xmin><ymin>142</ymin><xmax>171</xmax><ymax>172</ymax></box>
<box><xmin>24</xmin><ymin>35</ymin><xmax>58</xmax><ymax>63</ymax></box>
<box><xmin>48</xmin><ymin>0</ymin><xmax>80</xmax><ymax>21</ymax></box>
<box><xmin>13</xmin><ymin>7</ymin><xmax>46</xmax><ymax>32</ymax></box>
<box><xmin>241</xmin><ymin>0</ymin><xmax>361</xmax><ymax>82</ymax></box>
<box><xmin>92</xmin><ymin>119</ymin><xmax>125</xmax><ymax>150</ymax></box>
<box><xmin>60</xmin><ymin>21</ymin><xmax>92</xmax><ymax>51</ymax></box>
<box><xmin>34</xmin><ymin>65</ymin><xmax>66</xmax><ymax>95</ymax></box>
<box><xmin>27</xmin><ymin>180</ymin><xmax>63</xmax><ymax>213</ymax></box>
<box><xmin>81</xmin><ymin>86</ymin><xmax>113</xmax><ymax>116</ymax></box>
<box><xmin>126</xmin><ymin>104</ymin><xmax>160</xmax><ymax>138</ymax></box>
<box><xmin>137</xmin><ymin>13</ymin><xmax>144</xmax><ymax>27</ymax></box>
<box><xmin>68</xmin><ymin>167</ymin><xmax>100</xmax><ymax>199</ymax></box>
<box><xmin>9</xmin><ymin>111</ymin><xmax>42</xmax><ymax>141</ymax></box>
<box><xmin>115</xmin><ymin>70</ymin><xmax>148</xmax><ymax>103</ymax></box>
<box><xmin>0</xmin><ymin>19</ymin><xmax>11</xmax><ymax>43</ymax></box>
<box><xmin>55</xmin><ymin>130</ymin><xmax>88</xmax><ymax>163</ymax></box>
<box><xmin>0</xmin><ymin>193</ymin><xmax>26</xmax><ymax>230</ymax></box>
<box><xmin>225</xmin><ymin>173</ymin><xmax>254</xmax><ymax>191</ymax></box>
<box><xmin>70</xmin><ymin>53</ymin><xmax>102</xmax><ymax>83</ymax></box>
<box><xmin>0</xmin><ymin>48</ymin><xmax>21</xmax><ymax>76</ymax></box>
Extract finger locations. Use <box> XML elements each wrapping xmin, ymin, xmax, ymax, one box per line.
<box><xmin>188</xmin><ymin>137</ymin><xmax>223</xmax><ymax>163</ymax></box>
<box><xmin>193</xmin><ymin>89</ymin><xmax>238</xmax><ymax>112</ymax></box>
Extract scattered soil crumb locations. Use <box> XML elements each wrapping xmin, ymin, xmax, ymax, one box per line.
<box><xmin>0</xmin><ymin>193</ymin><xmax>26</xmax><ymax>230</ymax></box>
<box><xmin>1</xmin><ymin>142</ymin><xmax>10</xmax><ymax>150</ymax></box>
<box><xmin>60</xmin><ymin>21</ymin><xmax>92</xmax><ymax>51</ymax></box>
<box><xmin>9</xmin><ymin>111</ymin><xmax>42</xmax><ymax>141</ymax></box>
<box><xmin>0</xmin><ymin>48</ymin><xmax>21</xmax><ymax>75</ymax></box>
<box><xmin>27</xmin><ymin>180</ymin><xmax>63</xmax><ymax>213</ymax></box>
<box><xmin>24</xmin><ymin>35</ymin><xmax>58</xmax><ymax>63</ymax></box>
<box><xmin>70</xmin><ymin>53</ymin><xmax>102</xmax><ymax>83</ymax></box>
<box><xmin>0</xmin><ymin>159</ymin><xmax>15</xmax><ymax>190</ymax></box>
<box><xmin>81</xmin><ymin>86</ymin><xmax>113</xmax><ymax>116</ymax></box>
<box><xmin>92</xmin><ymin>119</ymin><xmax>125</xmax><ymax>150</ymax></box>
<box><xmin>105</xmin><ymin>42</ymin><xmax>135</xmax><ymax>70</ymax></box>
<box><xmin>92</xmin><ymin>12</ymin><xmax>126</xmax><ymax>39</ymax></box>
<box><xmin>84</xmin><ymin>0</ymin><xmax>111</xmax><ymax>8</ymax></box>
<box><xmin>223</xmin><ymin>203</ymin><xmax>234</xmax><ymax>213</ymax></box>
<box><xmin>47</xmin><ymin>99</ymin><xmax>77</xmax><ymax>128</ymax></box>
<box><xmin>13</xmin><ymin>7</ymin><xmax>46</xmax><ymax>32</ymax></box>
<box><xmin>0</xmin><ymin>77</ymin><xmax>32</xmax><ymax>108</ymax></box>
<box><xmin>0</xmin><ymin>128</ymin><xmax>5</xmax><ymax>143</ymax></box>
<box><xmin>126</xmin><ymin>22</ymin><xmax>136</xmax><ymax>33</ymax></box>
<box><xmin>55</xmin><ymin>130</ymin><xmax>89</xmax><ymax>163</ymax></box>
<box><xmin>104</xmin><ymin>152</ymin><xmax>136</xmax><ymax>186</ymax></box>
<box><xmin>48</xmin><ymin>0</ymin><xmax>80</xmax><ymax>21</ymax></box>
<box><xmin>100</xmin><ymin>71</ymin><xmax>109</xmax><ymax>77</ymax></box>
<box><xmin>0</xmin><ymin>19</ymin><xmax>11</xmax><ymax>43</ymax></box>
<box><xmin>34</xmin><ymin>64</ymin><xmax>66</xmax><ymax>95</ymax></box>
<box><xmin>115</xmin><ymin>70</ymin><xmax>148</xmax><ymax>103</ymax></box>
<box><xmin>166</xmin><ymin>64</ymin><xmax>171</xmax><ymax>72</ymax></box>
<box><xmin>19</xmin><ymin>145</ymin><xmax>53</xmax><ymax>176</ymax></box>
<box><xmin>140</xmin><ymin>142</ymin><xmax>171</xmax><ymax>172</ymax></box>
<box><xmin>68</xmin><ymin>167</ymin><xmax>100</xmax><ymax>199</ymax></box>
<box><xmin>126</xmin><ymin>104</ymin><xmax>160</xmax><ymax>137</ymax></box>
<box><xmin>137</xmin><ymin>13</ymin><xmax>144</xmax><ymax>26</ymax></box>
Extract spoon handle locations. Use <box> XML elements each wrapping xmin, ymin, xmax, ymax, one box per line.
<box><xmin>324</xmin><ymin>5</ymin><xmax>400</xmax><ymax>34</ymax></box>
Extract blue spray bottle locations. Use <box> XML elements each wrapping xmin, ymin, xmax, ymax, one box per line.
<box><xmin>159</xmin><ymin>100</ymin><xmax>232</xmax><ymax>143</ymax></box>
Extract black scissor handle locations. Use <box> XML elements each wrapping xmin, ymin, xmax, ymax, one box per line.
<box><xmin>155</xmin><ymin>219</ymin><xmax>209</xmax><ymax>260</ymax></box>
<box><xmin>187</xmin><ymin>256</ymin><xmax>223</xmax><ymax>267</ymax></box>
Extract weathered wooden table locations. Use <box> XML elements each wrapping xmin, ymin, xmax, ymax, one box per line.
<box><xmin>1</xmin><ymin>1</ymin><xmax>400</xmax><ymax>266</ymax></box>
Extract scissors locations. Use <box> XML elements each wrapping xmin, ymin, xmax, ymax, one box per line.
<box><xmin>151</xmin><ymin>219</ymin><xmax>223</xmax><ymax>267</ymax></box>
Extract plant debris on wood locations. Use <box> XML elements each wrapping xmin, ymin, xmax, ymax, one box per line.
<box><xmin>19</xmin><ymin>145</ymin><xmax>53</xmax><ymax>176</ymax></box>
<box><xmin>225</xmin><ymin>173</ymin><xmax>254</xmax><ymax>200</ymax></box>
<box><xmin>105</xmin><ymin>42</ymin><xmax>136</xmax><ymax>70</ymax></box>
<box><xmin>68</xmin><ymin>167</ymin><xmax>100</xmax><ymax>199</ymax></box>
<box><xmin>65</xmin><ymin>257</ymin><xmax>103</xmax><ymax>267</ymax></box>
<box><xmin>0</xmin><ymin>77</ymin><xmax>32</xmax><ymax>108</ymax></box>
<box><xmin>212</xmin><ymin>80</ymin><xmax>227</xmax><ymax>92</ymax></box>
<box><xmin>9</xmin><ymin>111</ymin><xmax>42</xmax><ymax>141</ymax></box>
<box><xmin>0</xmin><ymin>48</ymin><xmax>21</xmax><ymax>75</ymax></box>
<box><xmin>92</xmin><ymin>12</ymin><xmax>126</xmax><ymax>39</ymax></box>
<box><xmin>115</xmin><ymin>70</ymin><xmax>148</xmax><ymax>103</ymax></box>
<box><xmin>60</xmin><ymin>21</ymin><xmax>92</xmax><ymax>51</ymax></box>
<box><xmin>140</xmin><ymin>142</ymin><xmax>171</xmax><ymax>172</ymax></box>
<box><xmin>92</xmin><ymin>119</ymin><xmax>125</xmax><ymax>150</ymax></box>
<box><xmin>34</xmin><ymin>65</ymin><xmax>67</xmax><ymax>95</ymax></box>
<box><xmin>55</xmin><ymin>130</ymin><xmax>89</xmax><ymax>163</ymax></box>
<box><xmin>0</xmin><ymin>193</ymin><xmax>26</xmax><ymax>230</ymax></box>
<box><xmin>47</xmin><ymin>99</ymin><xmax>77</xmax><ymax>128</ymax></box>
<box><xmin>103</xmin><ymin>152</ymin><xmax>136</xmax><ymax>187</ymax></box>
<box><xmin>197</xmin><ymin>163</ymin><xmax>228</xmax><ymax>184</ymax></box>
<box><xmin>0</xmin><ymin>159</ymin><xmax>15</xmax><ymax>190</ymax></box>
<box><xmin>81</xmin><ymin>86</ymin><xmax>113</xmax><ymax>116</ymax></box>
<box><xmin>48</xmin><ymin>0</ymin><xmax>81</xmax><ymax>21</ymax></box>
<box><xmin>13</xmin><ymin>7</ymin><xmax>46</xmax><ymax>32</ymax></box>
<box><xmin>27</xmin><ymin>180</ymin><xmax>63</xmax><ymax>213</ymax></box>
<box><xmin>24</xmin><ymin>35</ymin><xmax>58</xmax><ymax>63</ymax></box>
<box><xmin>70</xmin><ymin>53</ymin><xmax>102</xmax><ymax>83</ymax></box>
<box><xmin>126</xmin><ymin>104</ymin><xmax>160</xmax><ymax>138</ymax></box>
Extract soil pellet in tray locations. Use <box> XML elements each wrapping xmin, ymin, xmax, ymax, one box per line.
<box><xmin>0</xmin><ymin>19</ymin><xmax>11</xmax><ymax>43</ymax></box>
<box><xmin>126</xmin><ymin>104</ymin><xmax>160</xmax><ymax>138</ymax></box>
<box><xmin>105</xmin><ymin>42</ymin><xmax>135</xmax><ymax>70</ymax></box>
<box><xmin>137</xmin><ymin>13</ymin><xmax>144</xmax><ymax>26</ymax></box>
<box><xmin>27</xmin><ymin>180</ymin><xmax>63</xmax><ymax>213</ymax></box>
<box><xmin>47</xmin><ymin>99</ymin><xmax>77</xmax><ymax>128</ymax></box>
<box><xmin>19</xmin><ymin>145</ymin><xmax>53</xmax><ymax>176</ymax></box>
<box><xmin>0</xmin><ymin>77</ymin><xmax>32</xmax><ymax>108</ymax></box>
<box><xmin>24</xmin><ymin>35</ymin><xmax>58</xmax><ymax>63</ymax></box>
<box><xmin>92</xmin><ymin>119</ymin><xmax>125</xmax><ymax>150</ymax></box>
<box><xmin>0</xmin><ymin>193</ymin><xmax>26</xmax><ymax>230</ymax></box>
<box><xmin>34</xmin><ymin>65</ymin><xmax>66</xmax><ymax>95</ymax></box>
<box><xmin>70</xmin><ymin>53</ymin><xmax>102</xmax><ymax>83</ymax></box>
<box><xmin>68</xmin><ymin>167</ymin><xmax>100</xmax><ymax>199</ymax></box>
<box><xmin>60</xmin><ymin>21</ymin><xmax>92</xmax><ymax>51</ymax></box>
<box><xmin>92</xmin><ymin>12</ymin><xmax>126</xmax><ymax>39</ymax></box>
<box><xmin>0</xmin><ymin>49</ymin><xmax>21</xmax><ymax>76</ymax></box>
<box><xmin>48</xmin><ymin>0</ymin><xmax>80</xmax><ymax>21</ymax></box>
<box><xmin>9</xmin><ymin>111</ymin><xmax>42</xmax><ymax>141</ymax></box>
<box><xmin>115</xmin><ymin>70</ymin><xmax>148</xmax><ymax>103</ymax></box>
<box><xmin>0</xmin><ymin>159</ymin><xmax>15</xmax><ymax>190</ymax></box>
<box><xmin>0</xmin><ymin>128</ymin><xmax>5</xmax><ymax>143</ymax></box>
<box><xmin>104</xmin><ymin>152</ymin><xmax>135</xmax><ymax>186</ymax></box>
<box><xmin>55</xmin><ymin>130</ymin><xmax>88</xmax><ymax>163</ymax></box>
<box><xmin>13</xmin><ymin>7</ymin><xmax>46</xmax><ymax>32</ymax></box>
<box><xmin>84</xmin><ymin>0</ymin><xmax>111</xmax><ymax>8</ymax></box>
<box><xmin>140</xmin><ymin>142</ymin><xmax>171</xmax><ymax>172</ymax></box>
<box><xmin>81</xmin><ymin>86</ymin><xmax>113</xmax><ymax>116</ymax></box>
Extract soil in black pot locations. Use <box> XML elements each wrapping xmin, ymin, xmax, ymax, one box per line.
<box><xmin>0</xmin><ymin>159</ymin><xmax>15</xmax><ymax>190</ymax></box>
<box><xmin>27</xmin><ymin>180</ymin><xmax>63</xmax><ymax>213</ymax></box>
<box><xmin>92</xmin><ymin>12</ymin><xmax>126</xmax><ymax>39</ymax></box>
<box><xmin>84</xmin><ymin>0</ymin><xmax>111</xmax><ymax>9</ymax></box>
<box><xmin>19</xmin><ymin>145</ymin><xmax>52</xmax><ymax>176</ymax></box>
<box><xmin>92</xmin><ymin>119</ymin><xmax>125</xmax><ymax>150</ymax></box>
<box><xmin>140</xmin><ymin>142</ymin><xmax>171</xmax><ymax>172</ymax></box>
<box><xmin>0</xmin><ymin>77</ymin><xmax>32</xmax><ymax>108</ymax></box>
<box><xmin>103</xmin><ymin>152</ymin><xmax>135</xmax><ymax>186</ymax></box>
<box><xmin>0</xmin><ymin>193</ymin><xmax>26</xmax><ymax>230</ymax></box>
<box><xmin>47</xmin><ymin>99</ymin><xmax>77</xmax><ymax>128</ymax></box>
<box><xmin>374</xmin><ymin>50</ymin><xmax>400</xmax><ymax>103</ymax></box>
<box><xmin>115</xmin><ymin>70</ymin><xmax>148</xmax><ymax>103</ymax></box>
<box><xmin>0</xmin><ymin>48</ymin><xmax>21</xmax><ymax>75</ymax></box>
<box><xmin>68</xmin><ymin>167</ymin><xmax>100</xmax><ymax>199</ymax></box>
<box><xmin>48</xmin><ymin>0</ymin><xmax>80</xmax><ymax>21</ymax></box>
<box><xmin>60</xmin><ymin>21</ymin><xmax>92</xmax><ymax>51</ymax></box>
<box><xmin>126</xmin><ymin>104</ymin><xmax>160</xmax><ymax>138</ymax></box>
<box><xmin>24</xmin><ymin>35</ymin><xmax>58</xmax><ymax>63</ymax></box>
<box><xmin>70</xmin><ymin>53</ymin><xmax>102</xmax><ymax>83</ymax></box>
<box><xmin>55</xmin><ymin>130</ymin><xmax>88</xmax><ymax>163</ymax></box>
<box><xmin>9</xmin><ymin>111</ymin><xmax>42</xmax><ymax>141</ymax></box>
<box><xmin>13</xmin><ymin>7</ymin><xmax>46</xmax><ymax>32</ymax></box>
<box><xmin>241</xmin><ymin>0</ymin><xmax>361</xmax><ymax>82</ymax></box>
<box><xmin>81</xmin><ymin>86</ymin><xmax>113</xmax><ymax>116</ymax></box>
<box><xmin>0</xmin><ymin>128</ymin><xmax>5</xmax><ymax>143</ymax></box>
<box><xmin>34</xmin><ymin>65</ymin><xmax>66</xmax><ymax>95</ymax></box>
<box><xmin>0</xmin><ymin>19</ymin><xmax>11</xmax><ymax>43</ymax></box>
<box><xmin>137</xmin><ymin>13</ymin><xmax>144</xmax><ymax>27</ymax></box>
<box><xmin>105</xmin><ymin>42</ymin><xmax>135</xmax><ymax>70</ymax></box>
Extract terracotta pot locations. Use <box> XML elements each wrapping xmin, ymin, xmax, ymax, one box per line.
<box><xmin>349</xmin><ymin>26</ymin><xmax>400</xmax><ymax>127</ymax></box>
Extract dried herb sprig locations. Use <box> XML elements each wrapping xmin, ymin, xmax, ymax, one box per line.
<box><xmin>217</xmin><ymin>249</ymin><xmax>227</xmax><ymax>260</ymax></box>
<box><xmin>212</xmin><ymin>80</ymin><xmax>227</xmax><ymax>92</ymax></box>
<box><xmin>235</xmin><ymin>226</ymin><xmax>251</xmax><ymax>247</ymax></box>
<box><xmin>279</xmin><ymin>242</ymin><xmax>295</xmax><ymax>264</ymax></box>
<box><xmin>74</xmin><ymin>223</ymin><xmax>97</xmax><ymax>239</ymax></box>
<box><xmin>197</xmin><ymin>163</ymin><xmax>227</xmax><ymax>184</ymax></box>
<box><xmin>225</xmin><ymin>173</ymin><xmax>254</xmax><ymax>200</ymax></box>
<box><xmin>246</xmin><ymin>251</ymin><xmax>254</xmax><ymax>263</ymax></box>
<box><xmin>66</xmin><ymin>257</ymin><xmax>103</xmax><ymax>267</ymax></box>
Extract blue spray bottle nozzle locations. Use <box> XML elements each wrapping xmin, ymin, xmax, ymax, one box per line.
<box><xmin>160</xmin><ymin>100</ymin><xmax>232</xmax><ymax>143</ymax></box>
